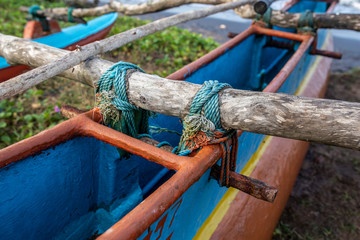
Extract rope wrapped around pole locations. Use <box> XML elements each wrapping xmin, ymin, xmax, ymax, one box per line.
<box><xmin>0</xmin><ymin>34</ymin><xmax>359</xmax><ymax>150</ymax></box>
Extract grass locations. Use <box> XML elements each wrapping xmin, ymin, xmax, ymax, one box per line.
<box><xmin>0</xmin><ymin>0</ymin><xmax>219</xmax><ymax>149</ymax></box>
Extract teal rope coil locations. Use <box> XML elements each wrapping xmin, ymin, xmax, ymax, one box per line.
<box><xmin>177</xmin><ymin>80</ymin><xmax>231</xmax><ymax>154</ymax></box>
<box><xmin>29</xmin><ymin>5</ymin><xmax>41</xmax><ymax>16</ymax></box>
<box><xmin>96</xmin><ymin>61</ymin><xmax>148</xmax><ymax>138</ymax></box>
<box><xmin>189</xmin><ymin>80</ymin><xmax>230</xmax><ymax>129</ymax></box>
<box><xmin>298</xmin><ymin>10</ymin><xmax>315</xmax><ymax>33</ymax></box>
<box><xmin>255</xmin><ymin>8</ymin><xmax>272</xmax><ymax>28</ymax></box>
<box><xmin>68</xmin><ymin>7</ymin><xmax>75</xmax><ymax>23</ymax></box>
<box><xmin>28</xmin><ymin>5</ymin><xmax>50</xmax><ymax>31</ymax></box>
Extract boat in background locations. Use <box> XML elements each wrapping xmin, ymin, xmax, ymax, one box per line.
<box><xmin>0</xmin><ymin>0</ymin><xmax>340</xmax><ymax>239</ymax></box>
<box><xmin>0</xmin><ymin>12</ymin><xmax>118</xmax><ymax>83</ymax></box>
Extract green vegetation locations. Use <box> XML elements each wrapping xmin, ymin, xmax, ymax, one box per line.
<box><xmin>0</xmin><ymin>0</ymin><xmax>219</xmax><ymax>148</ymax></box>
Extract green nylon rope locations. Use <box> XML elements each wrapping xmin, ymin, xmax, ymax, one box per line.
<box><xmin>177</xmin><ymin>80</ymin><xmax>232</xmax><ymax>154</ymax></box>
<box><xmin>96</xmin><ymin>61</ymin><xmax>150</xmax><ymax>138</ymax></box>
<box><xmin>298</xmin><ymin>10</ymin><xmax>315</xmax><ymax>33</ymax></box>
<box><xmin>68</xmin><ymin>7</ymin><xmax>75</xmax><ymax>23</ymax></box>
<box><xmin>28</xmin><ymin>5</ymin><xmax>49</xmax><ymax>31</ymax></box>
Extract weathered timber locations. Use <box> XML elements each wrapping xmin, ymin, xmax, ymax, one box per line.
<box><xmin>270</xmin><ymin>11</ymin><xmax>360</xmax><ymax>31</ymax></box>
<box><xmin>19</xmin><ymin>6</ymin><xmax>86</xmax><ymax>24</ymax></box>
<box><xmin>245</xmin><ymin>9</ymin><xmax>360</xmax><ymax>31</ymax></box>
<box><xmin>20</xmin><ymin>0</ymin><xmax>360</xmax><ymax>31</ymax></box>
<box><xmin>20</xmin><ymin>0</ymin><xmax>233</xmax><ymax>18</ymax></box>
<box><xmin>0</xmin><ymin>34</ymin><xmax>359</xmax><ymax>150</ymax></box>
<box><xmin>1</xmin><ymin>0</ymin><xmax>250</xmax><ymax>99</ymax></box>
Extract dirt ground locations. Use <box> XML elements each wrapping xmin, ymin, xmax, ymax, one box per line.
<box><xmin>273</xmin><ymin>70</ymin><xmax>360</xmax><ymax>239</ymax></box>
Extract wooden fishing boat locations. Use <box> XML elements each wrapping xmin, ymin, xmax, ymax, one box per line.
<box><xmin>0</xmin><ymin>12</ymin><xmax>118</xmax><ymax>83</ymax></box>
<box><xmin>0</xmin><ymin>0</ymin><xmax>341</xmax><ymax>239</ymax></box>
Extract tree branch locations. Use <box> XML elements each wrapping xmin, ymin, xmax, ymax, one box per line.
<box><xmin>1</xmin><ymin>0</ymin><xmax>250</xmax><ymax>99</ymax></box>
<box><xmin>20</xmin><ymin>0</ymin><xmax>233</xmax><ymax>18</ymax></box>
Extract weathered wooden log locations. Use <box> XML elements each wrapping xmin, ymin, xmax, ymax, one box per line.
<box><xmin>238</xmin><ymin>8</ymin><xmax>360</xmax><ymax>32</ymax></box>
<box><xmin>0</xmin><ymin>34</ymin><xmax>359</xmax><ymax>150</ymax></box>
<box><xmin>270</xmin><ymin>11</ymin><xmax>360</xmax><ymax>31</ymax></box>
<box><xmin>20</xmin><ymin>0</ymin><xmax>360</xmax><ymax>31</ymax></box>
<box><xmin>20</xmin><ymin>0</ymin><xmax>232</xmax><ymax>18</ymax></box>
<box><xmin>19</xmin><ymin>6</ymin><xmax>87</xmax><ymax>24</ymax></box>
<box><xmin>1</xmin><ymin>0</ymin><xmax>250</xmax><ymax>99</ymax></box>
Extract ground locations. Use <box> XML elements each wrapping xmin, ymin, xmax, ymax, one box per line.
<box><xmin>273</xmin><ymin>70</ymin><xmax>360</xmax><ymax>240</ymax></box>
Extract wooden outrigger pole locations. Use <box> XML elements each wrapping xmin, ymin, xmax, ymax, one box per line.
<box><xmin>0</xmin><ymin>0</ymin><xmax>359</xmax><ymax>151</ymax></box>
<box><xmin>0</xmin><ymin>30</ymin><xmax>359</xmax><ymax>150</ymax></box>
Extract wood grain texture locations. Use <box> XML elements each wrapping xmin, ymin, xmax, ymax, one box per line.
<box><xmin>0</xmin><ymin>34</ymin><xmax>359</xmax><ymax>150</ymax></box>
<box><xmin>1</xmin><ymin>0</ymin><xmax>250</xmax><ymax>99</ymax></box>
<box><xmin>20</xmin><ymin>0</ymin><xmax>233</xmax><ymax>18</ymax></box>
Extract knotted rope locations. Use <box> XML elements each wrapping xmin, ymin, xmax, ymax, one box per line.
<box><xmin>96</xmin><ymin>62</ymin><xmax>150</xmax><ymax>138</ymax></box>
<box><xmin>255</xmin><ymin>7</ymin><xmax>272</xmax><ymax>28</ymax></box>
<box><xmin>68</xmin><ymin>7</ymin><xmax>75</xmax><ymax>23</ymax></box>
<box><xmin>177</xmin><ymin>80</ymin><xmax>238</xmax><ymax>186</ymax></box>
<box><xmin>28</xmin><ymin>5</ymin><xmax>49</xmax><ymax>31</ymax></box>
<box><xmin>298</xmin><ymin>10</ymin><xmax>315</xmax><ymax>34</ymax></box>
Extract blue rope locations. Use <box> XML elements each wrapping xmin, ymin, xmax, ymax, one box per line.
<box><xmin>156</xmin><ymin>141</ymin><xmax>172</xmax><ymax>148</ymax></box>
<box><xmin>29</xmin><ymin>5</ymin><xmax>41</xmax><ymax>16</ymax></box>
<box><xmin>177</xmin><ymin>80</ymin><xmax>231</xmax><ymax>154</ymax></box>
<box><xmin>28</xmin><ymin>5</ymin><xmax>49</xmax><ymax>31</ymax></box>
<box><xmin>298</xmin><ymin>10</ymin><xmax>315</xmax><ymax>33</ymax></box>
<box><xmin>137</xmin><ymin>133</ymin><xmax>153</xmax><ymax>139</ymax></box>
<box><xmin>255</xmin><ymin>8</ymin><xmax>272</xmax><ymax>28</ymax></box>
<box><xmin>68</xmin><ymin>7</ymin><xmax>75</xmax><ymax>23</ymax></box>
<box><xmin>96</xmin><ymin>61</ymin><xmax>147</xmax><ymax>138</ymax></box>
<box><xmin>189</xmin><ymin>80</ymin><xmax>230</xmax><ymax>129</ymax></box>
<box><xmin>149</xmin><ymin>125</ymin><xmax>182</xmax><ymax>136</ymax></box>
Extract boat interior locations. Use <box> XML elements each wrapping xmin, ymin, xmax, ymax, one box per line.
<box><xmin>0</xmin><ymin>1</ymin><xmax>335</xmax><ymax>239</ymax></box>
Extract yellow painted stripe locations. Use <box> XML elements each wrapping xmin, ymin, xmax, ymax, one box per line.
<box><xmin>193</xmin><ymin>31</ymin><xmax>333</xmax><ymax>240</ymax></box>
<box><xmin>193</xmin><ymin>136</ymin><xmax>272</xmax><ymax>240</ymax></box>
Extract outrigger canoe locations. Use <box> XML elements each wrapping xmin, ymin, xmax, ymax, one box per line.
<box><xmin>0</xmin><ymin>12</ymin><xmax>118</xmax><ymax>82</ymax></box>
<box><xmin>0</xmin><ymin>0</ymin><xmax>338</xmax><ymax>239</ymax></box>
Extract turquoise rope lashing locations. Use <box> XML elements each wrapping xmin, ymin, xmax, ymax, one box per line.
<box><xmin>298</xmin><ymin>10</ymin><xmax>315</xmax><ymax>33</ymax></box>
<box><xmin>28</xmin><ymin>5</ymin><xmax>50</xmax><ymax>31</ymax></box>
<box><xmin>29</xmin><ymin>5</ymin><xmax>41</xmax><ymax>16</ymax></box>
<box><xmin>255</xmin><ymin>7</ymin><xmax>272</xmax><ymax>28</ymax></box>
<box><xmin>177</xmin><ymin>80</ymin><xmax>232</xmax><ymax>154</ymax></box>
<box><xmin>96</xmin><ymin>61</ymin><xmax>150</xmax><ymax>138</ymax></box>
<box><xmin>68</xmin><ymin>7</ymin><xmax>75</xmax><ymax>23</ymax></box>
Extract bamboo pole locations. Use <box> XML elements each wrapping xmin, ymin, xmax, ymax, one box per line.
<box><xmin>0</xmin><ymin>34</ymin><xmax>359</xmax><ymax>150</ymax></box>
<box><xmin>0</xmin><ymin>0</ymin><xmax>251</xmax><ymax>99</ymax></box>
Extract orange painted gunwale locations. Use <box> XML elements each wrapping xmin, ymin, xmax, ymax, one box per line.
<box><xmin>0</xmin><ymin>10</ymin><xmax>320</xmax><ymax>240</ymax></box>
